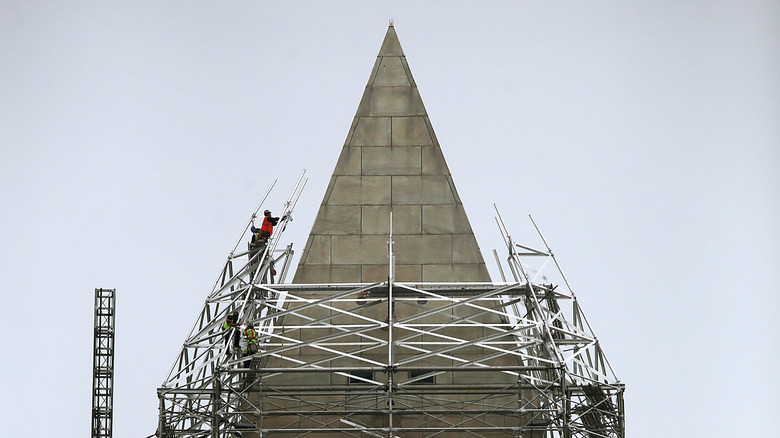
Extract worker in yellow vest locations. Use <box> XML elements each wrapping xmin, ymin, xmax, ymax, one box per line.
<box><xmin>223</xmin><ymin>311</ymin><xmax>241</xmax><ymax>354</ymax></box>
<box><xmin>243</xmin><ymin>323</ymin><xmax>259</xmax><ymax>367</ymax></box>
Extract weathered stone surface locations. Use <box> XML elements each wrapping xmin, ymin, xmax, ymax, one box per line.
<box><xmin>333</xmin><ymin>144</ymin><xmax>361</xmax><ymax>175</ymax></box>
<box><xmin>362</xmin><ymin>146</ymin><xmax>421</xmax><ymax>175</ymax></box>
<box><xmin>452</xmin><ymin>233</ymin><xmax>487</xmax><ymax>264</ymax></box>
<box><xmin>392</xmin><ymin>175</ymin><xmax>457</xmax><ymax>205</ymax></box>
<box><xmin>421</xmin><ymin>142</ymin><xmax>450</xmax><ymax>175</ymax></box>
<box><xmin>422</xmin><ymin>263</ymin><xmax>491</xmax><ymax>282</ymax></box>
<box><xmin>299</xmin><ymin>235</ymin><xmax>331</xmax><ymax>265</ymax></box>
<box><xmin>390</xmin><ymin>205</ymin><xmax>422</xmax><ymax>234</ymax></box>
<box><xmin>331</xmin><ymin>235</ymin><xmax>391</xmax><ymax>265</ymax></box>
<box><xmin>357</xmin><ymin>87</ymin><xmax>427</xmax><ymax>117</ymax></box>
<box><xmin>394</xmin><ymin>234</ymin><xmax>452</xmax><ymax>265</ymax></box>
<box><xmin>422</xmin><ymin>204</ymin><xmax>472</xmax><ymax>234</ymax></box>
<box><xmin>326</xmin><ymin>176</ymin><xmax>391</xmax><ymax>205</ymax></box>
<box><xmin>360</xmin><ymin>204</ymin><xmax>424</xmax><ymax>236</ymax></box>
<box><xmin>392</xmin><ymin>116</ymin><xmax>432</xmax><ymax>146</ymax></box>
<box><xmin>292</xmin><ymin>264</ymin><xmax>361</xmax><ymax>283</ymax></box>
<box><xmin>351</xmin><ymin>117</ymin><xmax>391</xmax><ymax>146</ymax></box>
<box><xmin>360</xmin><ymin>205</ymin><xmax>391</xmax><ymax>235</ymax></box>
<box><xmin>311</xmin><ymin>205</ymin><xmax>361</xmax><ymax>235</ymax></box>
<box><xmin>372</xmin><ymin>56</ymin><xmax>410</xmax><ymax>87</ymax></box>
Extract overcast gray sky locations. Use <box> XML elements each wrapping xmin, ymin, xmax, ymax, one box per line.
<box><xmin>1</xmin><ymin>2</ymin><xmax>778</xmax><ymax>437</ymax></box>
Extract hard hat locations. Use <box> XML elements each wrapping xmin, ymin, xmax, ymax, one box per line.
<box><xmin>264</xmin><ymin>209</ymin><xmax>271</xmax><ymax>215</ymax></box>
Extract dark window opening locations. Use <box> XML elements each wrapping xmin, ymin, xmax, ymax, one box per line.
<box><xmin>410</xmin><ymin>370</ymin><xmax>435</xmax><ymax>384</ymax></box>
<box><xmin>348</xmin><ymin>371</ymin><xmax>373</xmax><ymax>384</ymax></box>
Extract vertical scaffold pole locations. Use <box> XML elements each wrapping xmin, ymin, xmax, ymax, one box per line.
<box><xmin>92</xmin><ymin>288</ymin><xmax>116</xmax><ymax>438</ymax></box>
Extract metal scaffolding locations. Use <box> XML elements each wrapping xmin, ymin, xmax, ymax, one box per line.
<box><xmin>157</xmin><ymin>188</ymin><xmax>624</xmax><ymax>437</ymax></box>
<box><xmin>157</xmin><ymin>174</ymin><xmax>306</xmax><ymax>438</ymax></box>
<box><xmin>92</xmin><ymin>288</ymin><xmax>116</xmax><ymax>438</ymax></box>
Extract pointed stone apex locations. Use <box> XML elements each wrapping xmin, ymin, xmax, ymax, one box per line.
<box><xmin>378</xmin><ymin>25</ymin><xmax>403</xmax><ymax>57</ymax></box>
<box><xmin>293</xmin><ymin>26</ymin><xmax>491</xmax><ymax>284</ymax></box>
<box><xmin>389</xmin><ymin>18</ymin><xmax>394</xmax><ymax>27</ymax></box>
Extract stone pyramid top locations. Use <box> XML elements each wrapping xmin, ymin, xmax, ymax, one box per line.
<box><xmin>293</xmin><ymin>26</ymin><xmax>490</xmax><ymax>284</ymax></box>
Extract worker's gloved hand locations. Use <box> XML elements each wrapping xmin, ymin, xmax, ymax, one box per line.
<box><xmin>283</xmin><ymin>214</ymin><xmax>292</xmax><ymax>221</ymax></box>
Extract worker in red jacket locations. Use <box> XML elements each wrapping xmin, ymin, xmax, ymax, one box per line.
<box><xmin>255</xmin><ymin>210</ymin><xmax>281</xmax><ymax>243</ymax></box>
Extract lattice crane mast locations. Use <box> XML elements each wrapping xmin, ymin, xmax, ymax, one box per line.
<box><xmin>92</xmin><ymin>288</ymin><xmax>116</xmax><ymax>438</ymax></box>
